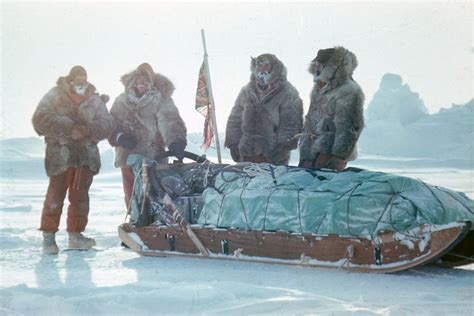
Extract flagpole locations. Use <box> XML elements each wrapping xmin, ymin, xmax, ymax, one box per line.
<box><xmin>201</xmin><ymin>29</ymin><xmax>222</xmax><ymax>164</ymax></box>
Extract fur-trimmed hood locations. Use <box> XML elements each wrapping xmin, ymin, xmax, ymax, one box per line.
<box><xmin>250</xmin><ymin>54</ymin><xmax>288</xmax><ymax>88</ymax></box>
<box><xmin>225</xmin><ymin>54</ymin><xmax>303</xmax><ymax>165</ymax></box>
<box><xmin>109</xmin><ymin>64</ymin><xmax>186</xmax><ymax>168</ymax></box>
<box><xmin>308</xmin><ymin>46</ymin><xmax>358</xmax><ymax>90</ymax></box>
<box><xmin>56</xmin><ymin>76</ymin><xmax>110</xmax><ymax>104</ymax></box>
<box><xmin>300</xmin><ymin>46</ymin><xmax>365</xmax><ymax>162</ymax></box>
<box><xmin>120</xmin><ymin>66</ymin><xmax>175</xmax><ymax>99</ymax></box>
<box><xmin>56</xmin><ymin>76</ymin><xmax>96</xmax><ymax>97</ymax></box>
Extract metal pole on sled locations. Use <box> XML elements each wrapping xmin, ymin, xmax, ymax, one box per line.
<box><xmin>201</xmin><ymin>29</ymin><xmax>222</xmax><ymax>164</ymax></box>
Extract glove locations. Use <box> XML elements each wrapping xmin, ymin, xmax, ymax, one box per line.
<box><xmin>298</xmin><ymin>159</ymin><xmax>313</xmax><ymax>168</ymax></box>
<box><xmin>117</xmin><ymin>133</ymin><xmax>138</xmax><ymax>150</ymax></box>
<box><xmin>71</xmin><ymin>124</ymin><xmax>91</xmax><ymax>140</ymax></box>
<box><xmin>274</xmin><ymin>141</ymin><xmax>294</xmax><ymax>158</ymax></box>
<box><xmin>229</xmin><ymin>145</ymin><xmax>240</xmax><ymax>162</ymax></box>
<box><xmin>280</xmin><ymin>139</ymin><xmax>297</xmax><ymax>151</ymax></box>
<box><xmin>100</xmin><ymin>94</ymin><xmax>110</xmax><ymax>104</ymax></box>
<box><xmin>168</xmin><ymin>142</ymin><xmax>186</xmax><ymax>160</ymax></box>
<box><xmin>325</xmin><ymin>155</ymin><xmax>346</xmax><ymax>171</ymax></box>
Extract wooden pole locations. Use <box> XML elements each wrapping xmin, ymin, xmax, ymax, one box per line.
<box><xmin>162</xmin><ymin>194</ymin><xmax>209</xmax><ymax>256</ymax></box>
<box><xmin>201</xmin><ymin>29</ymin><xmax>222</xmax><ymax>163</ymax></box>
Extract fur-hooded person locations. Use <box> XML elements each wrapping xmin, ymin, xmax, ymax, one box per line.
<box><xmin>108</xmin><ymin>63</ymin><xmax>187</xmax><ymax>210</ymax></box>
<box><xmin>299</xmin><ymin>46</ymin><xmax>365</xmax><ymax>170</ymax></box>
<box><xmin>32</xmin><ymin>65</ymin><xmax>114</xmax><ymax>254</ymax></box>
<box><xmin>224</xmin><ymin>54</ymin><xmax>303</xmax><ymax>165</ymax></box>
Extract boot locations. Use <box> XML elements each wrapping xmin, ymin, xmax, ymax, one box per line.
<box><xmin>42</xmin><ymin>232</ymin><xmax>59</xmax><ymax>255</ymax></box>
<box><xmin>68</xmin><ymin>232</ymin><xmax>96</xmax><ymax>249</ymax></box>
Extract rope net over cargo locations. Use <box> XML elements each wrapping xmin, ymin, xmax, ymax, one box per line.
<box><xmin>197</xmin><ymin>164</ymin><xmax>474</xmax><ymax>239</ymax></box>
<box><xmin>126</xmin><ymin>155</ymin><xmax>474</xmax><ymax>239</ymax></box>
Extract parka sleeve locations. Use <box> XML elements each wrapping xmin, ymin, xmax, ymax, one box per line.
<box><xmin>88</xmin><ymin>97</ymin><xmax>114</xmax><ymax>142</ymax></box>
<box><xmin>224</xmin><ymin>89</ymin><xmax>245</xmax><ymax>148</ymax></box>
<box><xmin>107</xmin><ymin>97</ymin><xmax>126</xmax><ymax>147</ymax></box>
<box><xmin>331</xmin><ymin>88</ymin><xmax>365</xmax><ymax>159</ymax></box>
<box><xmin>277</xmin><ymin>89</ymin><xmax>304</xmax><ymax>149</ymax></box>
<box><xmin>156</xmin><ymin>98</ymin><xmax>187</xmax><ymax>147</ymax></box>
<box><xmin>32</xmin><ymin>89</ymin><xmax>75</xmax><ymax>137</ymax></box>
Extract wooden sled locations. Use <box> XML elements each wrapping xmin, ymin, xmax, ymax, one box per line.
<box><xmin>119</xmin><ymin>154</ymin><xmax>473</xmax><ymax>273</ymax></box>
<box><xmin>118</xmin><ymin>221</ymin><xmax>471</xmax><ymax>273</ymax></box>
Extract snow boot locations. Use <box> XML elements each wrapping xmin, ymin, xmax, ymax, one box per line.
<box><xmin>42</xmin><ymin>232</ymin><xmax>59</xmax><ymax>255</ymax></box>
<box><xmin>68</xmin><ymin>232</ymin><xmax>96</xmax><ymax>249</ymax></box>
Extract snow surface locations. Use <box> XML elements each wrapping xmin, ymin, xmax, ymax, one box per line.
<box><xmin>1</xmin><ymin>141</ymin><xmax>473</xmax><ymax>315</ymax></box>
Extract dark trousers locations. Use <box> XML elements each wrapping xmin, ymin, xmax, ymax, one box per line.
<box><xmin>242</xmin><ymin>154</ymin><xmax>271</xmax><ymax>163</ymax></box>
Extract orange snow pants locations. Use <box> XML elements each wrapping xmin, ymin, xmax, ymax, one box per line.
<box><xmin>121</xmin><ymin>167</ymin><xmax>134</xmax><ymax>210</ymax></box>
<box><xmin>40</xmin><ymin>167</ymin><xmax>94</xmax><ymax>233</ymax></box>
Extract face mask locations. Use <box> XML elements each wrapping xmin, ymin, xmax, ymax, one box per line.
<box><xmin>73</xmin><ymin>84</ymin><xmax>88</xmax><ymax>96</ymax></box>
<box><xmin>313</xmin><ymin>73</ymin><xmax>323</xmax><ymax>84</ymax></box>
<box><xmin>255</xmin><ymin>58</ymin><xmax>273</xmax><ymax>87</ymax></box>
<box><xmin>134</xmin><ymin>84</ymin><xmax>148</xmax><ymax>97</ymax></box>
<box><xmin>257</xmin><ymin>71</ymin><xmax>272</xmax><ymax>86</ymax></box>
<box><xmin>313</xmin><ymin>62</ymin><xmax>325</xmax><ymax>83</ymax></box>
<box><xmin>127</xmin><ymin>85</ymin><xmax>149</xmax><ymax>104</ymax></box>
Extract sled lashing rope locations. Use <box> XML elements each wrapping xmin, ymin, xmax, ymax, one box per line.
<box><xmin>210</xmin><ymin>167</ymin><xmax>465</xmax><ymax>240</ymax></box>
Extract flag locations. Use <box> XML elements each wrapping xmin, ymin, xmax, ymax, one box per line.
<box><xmin>195</xmin><ymin>61</ymin><xmax>214</xmax><ymax>151</ymax></box>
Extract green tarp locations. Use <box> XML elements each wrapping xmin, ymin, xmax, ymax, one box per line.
<box><xmin>126</xmin><ymin>155</ymin><xmax>473</xmax><ymax>236</ymax></box>
<box><xmin>198</xmin><ymin>164</ymin><xmax>474</xmax><ymax>236</ymax></box>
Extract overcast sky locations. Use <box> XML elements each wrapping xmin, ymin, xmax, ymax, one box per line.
<box><xmin>1</xmin><ymin>1</ymin><xmax>472</xmax><ymax>139</ymax></box>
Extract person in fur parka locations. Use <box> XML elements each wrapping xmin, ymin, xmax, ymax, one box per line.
<box><xmin>32</xmin><ymin>65</ymin><xmax>114</xmax><ymax>254</ymax></box>
<box><xmin>299</xmin><ymin>47</ymin><xmax>365</xmax><ymax>170</ymax></box>
<box><xmin>108</xmin><ymin>63</ymin><xmax>187</xmax><ymax>209</ymax></box>
<box><xmin>225</xmin><ymin>54</ymin><xmax>303</xmax><ymax>165</ymax></box>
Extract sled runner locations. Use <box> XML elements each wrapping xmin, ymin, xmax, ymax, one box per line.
<box><xmin>430</xmin><ymin>229</ymin><xmax>474</xmax><ymax>268</ymax></box>
<box><xmin>119</xmin><ymin>221</ymin><xmax>470</xmax><ymax>273</ymax></box>
<box><xmin>118</xmin><ymin>153</ymin><xmax>474</xmax><ymax>273</ymax></box>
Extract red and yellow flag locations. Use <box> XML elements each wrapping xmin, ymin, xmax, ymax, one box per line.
<box><xmin>195</xmin><ymin>62</ymin><xmax>214</xmax><ymax>151</ymax></box>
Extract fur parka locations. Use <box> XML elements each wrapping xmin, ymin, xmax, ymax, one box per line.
<box><xmin>299</xmin><ymin>46</ymin><xmax>365</xmax><ymax>161</ymax></box>
<box><xmin>32</xmin><ymin>77</ymin><xmax>114</xmax><ymax>177</ymax></box>
<box><xmin>109</xmin><ymin>67</ymin><xmax>187</xmax><ymax>168</ymax></box>
<box><xmin>224</xmin><ymin>54</ymin><xmax>304</xmax><ymax>165</ymax></box>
